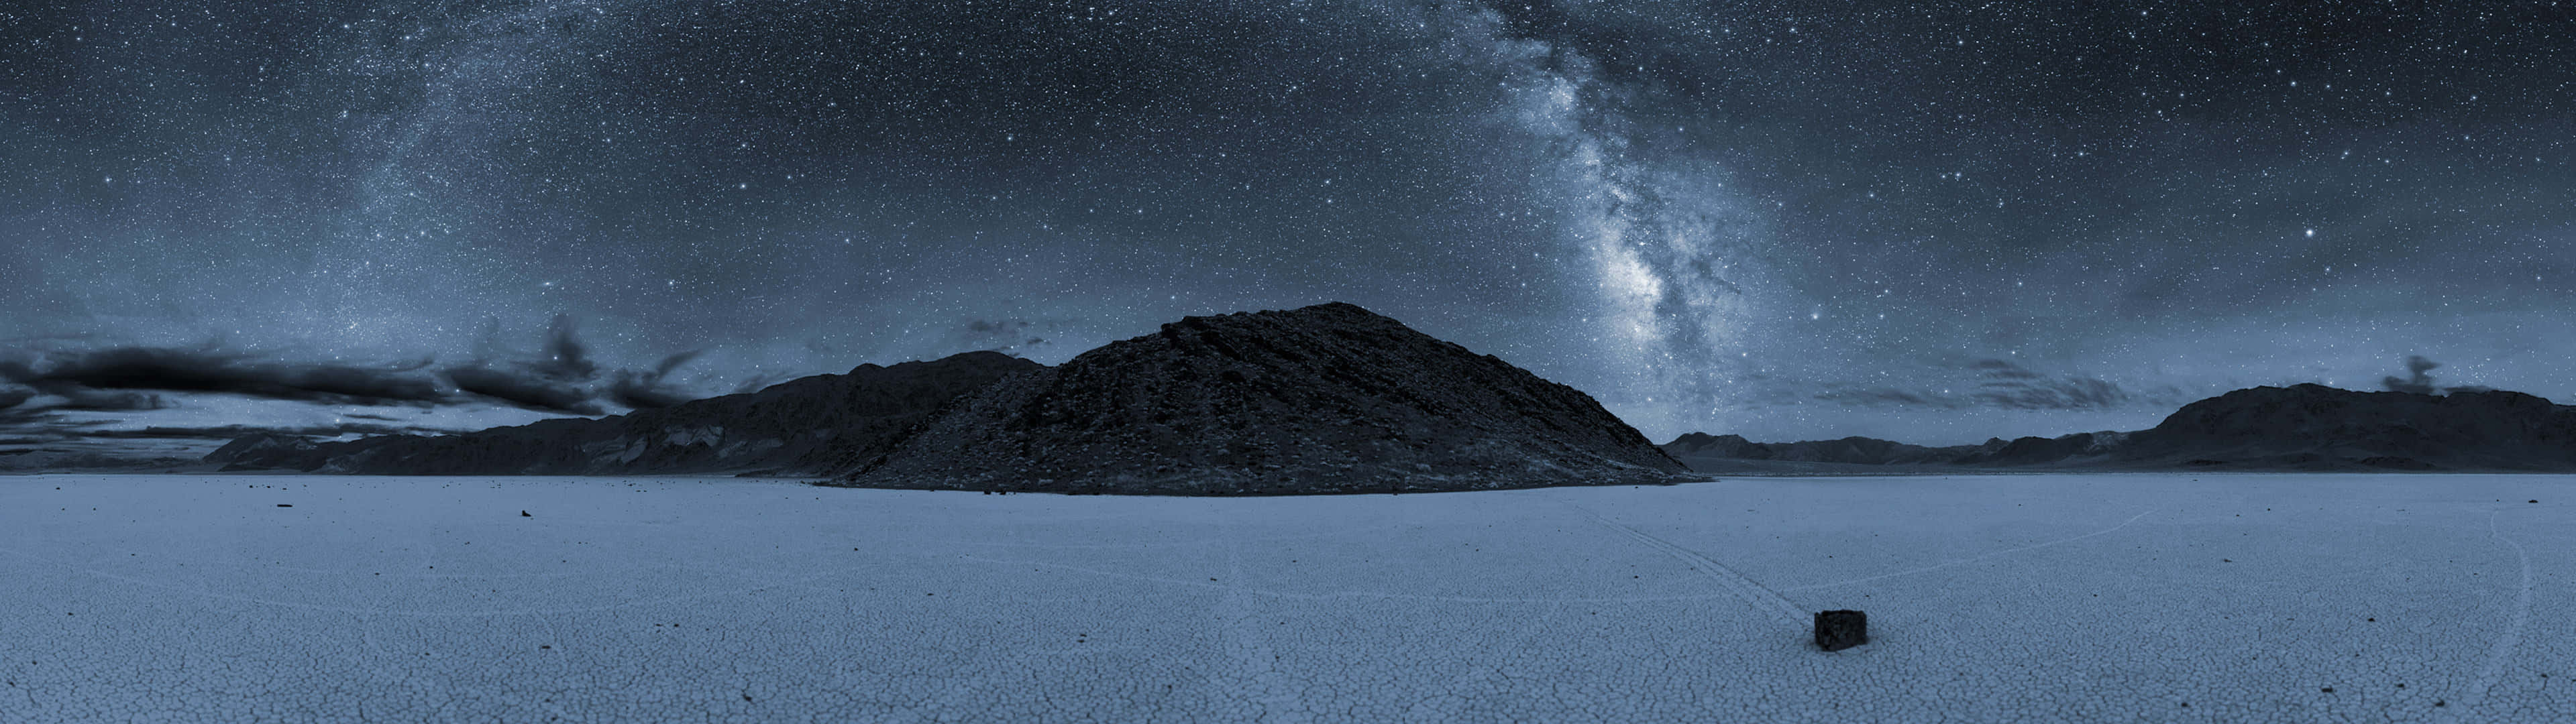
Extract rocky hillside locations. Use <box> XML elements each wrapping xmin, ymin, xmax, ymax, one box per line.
<box><xmin>836</xmin><ymin>302</ymin><xmax>1687</xmax><ymax>494</ymax></box>
<box><xmin>207</xmin><ymin>351</ymin><xmax>1040</xmax><ymax>475</ymax></box>
<box><xmin>2119</xmin><ymin>383</ymin><xmax>2576</xmax><ymax>470</ymax></box>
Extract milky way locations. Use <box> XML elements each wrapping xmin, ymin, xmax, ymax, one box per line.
<box><xmin>6</xmin><ymin>1</ymin><xmax>2575</xmax><ymax>444</ymax></box>
<box><xmin>1465</xmin><ymin>5</ymin><xmax>1771</xmax><ymax>436</ymax></box>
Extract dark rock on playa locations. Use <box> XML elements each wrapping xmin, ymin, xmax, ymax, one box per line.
<box><xmin>1815</xmin><ymin>610</ymin><xmax>1868</xmax><ymax>652</ymax></box>
<box><xmin>837</xmin><ymin>302</ymin><xmax>1687</xmax><ymax>494</ymax></box>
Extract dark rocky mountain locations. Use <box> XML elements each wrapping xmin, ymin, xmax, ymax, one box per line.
<box><xmin>207</xmin><ymin>351</ymin><xmax>1040</xmax><ymax>475</ymax></box>
<box><xmin>2116</xmin><ymin>383</ymin><xmax>2576</xmax><ymax>471</ymax></box>
<box><xmin>835</xmin><ymin>302</ymin><xmax>1688</xmax><ymax>494</ymax></box>
<box><xmin>1664</xmin><ymin>383</ymin><xmax>2576</xmax><ymax>473</ymax></box>
<box><xmin>207</xmin><ymin>302</ymin><xmax>1686</xmax><ymax>493</ymax></box>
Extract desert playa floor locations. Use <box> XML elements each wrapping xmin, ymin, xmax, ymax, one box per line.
<box><xmin>4</xmin><ymin>473</ymin><xmax>2569</xmax><ymax>723</ymax></box>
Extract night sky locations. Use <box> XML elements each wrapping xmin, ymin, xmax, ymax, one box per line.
<box><xmin>5</xmin><ymin>1</ymin><xmax>2574</xmax><ymax>449</ymax></box>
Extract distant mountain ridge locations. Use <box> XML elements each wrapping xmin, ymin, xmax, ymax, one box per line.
<box><xmin>1663</xmin><ymin>433</ymin><xmax>1980</xmax><ymax>466</ymax></box>
<box><xmin>207</xmin><ymin>352</ymin><xmax>1040</xmax><ymax>475</ymax></box>
<box><xmin>211</xmin><ymin>302</ymin><xmax>1688</xmax><ymax>493</ymax></box>
<box><xmin>2119</xmin><ymin>384</ymin><xmax>2576</xmax><ymax>469</ymax></box>
<box><xmin>209</xmin><ymin>310</ymin><xmax>2576</xmax><ymax>482</ymax></box>
<box><xmin>1665</xmin><ymin>383</ymin><xmax>2576</xmax><ymax>473</ymax></box>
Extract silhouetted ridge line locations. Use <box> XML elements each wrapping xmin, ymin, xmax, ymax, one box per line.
<box><xmin>1665</xmin><ymin>383</ymin><xmax>2576</xmax><ymax>473</ymax></box>
<box><xmin>833</xmin><ymin>302</ymin><xmax>1686</xmax><ymax>494</ymax></box>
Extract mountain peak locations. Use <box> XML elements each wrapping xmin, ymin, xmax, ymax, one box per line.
<box><xmin>844</xmin><ymin>302</ymin><xmax>1684</xmax><ymax>493</ymax></box>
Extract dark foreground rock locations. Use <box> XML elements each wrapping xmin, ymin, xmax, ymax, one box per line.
<box><xmin>1815</xmin><ymin>610</ymin><xmax>1868</xmax><ymax>652</ymax></box>
<box><xmin>834</xmin><ymin>302</ymin><xmax>1687</xmax><ymax>494</ymax></box>
<box><xmin>207</xmin><ymin>352</ymin><xmax>1040</xmax><ymax>475</ymax></box>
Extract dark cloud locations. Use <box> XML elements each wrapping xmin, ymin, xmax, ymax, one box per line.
<box><xmin>67</xmin><ymin>422</ymin><xmax>456</xmax><ymax>441</ymax></box>
<box><xmin>0</xmin><ymin>324</ymin><xmax>712</xmax><ymax>417</ymax></box>
<box><xmin>0</xmin><ymin>411</ymin><xmax>53</xmax><ymax>437</ymax></box>
<box><xmin>1814</xmin><ymin>387</ymin><xmax>1960</xmax><ymax>409</ymax></box>
<box><xmin>0</xmin><ymin>398</ymin><xmax>457</xmax><ymax>453</ymax></box>
<box><xmin>606</xmin><ymin>350</ymin><xmax>704</xmax><ymax>410</ymax></box>
<box><xmin>50</xmin><ymin>389</ymin><xmax>171</xmax><ymax>411</ymax></box>
<box><xmin>2382</xmin><ymin>355</ymin><xmax>2440</xmax><ymax>395</ymax></box>
<box><xmin>1815</xmin><ymin>359</ymin><xmax>2139</xmax><ymax>411</ymax></box>
<box><xmin>447</xmin><ymin>315</ymin><xmax>711</xmax><ymax>414</ymax></box>
<box><xmin>0</xmin><ymin>346</ymin><xmax>442</xmax><ymax>405</ymax></box>
<box><xmin>444</xmin><ymin>365</ymin><xmax>602</xmax><ymax>415</ymax></box>
<box><xmin>1969</xmin><ymin>359</ymin><xmax>2044</xmax><ymax>380</ymax></box>
<box><xmin>0</xmin><ymin>411</ymin><xmax>104</xmax><ymax>442</ymax></box>
<box><xmin>957</xmin><ymin>317</ymin><xmax>1066</xmax><ymax>354</ymax></box>
<box><xmin>447</xmin><ymin>315</ymin><xmax>604</xmax><ymax>413</ymax></box>
<box><xmin>0</xmin><ymin>418</ymin><xmax>465</xmax><ymax>471</ymax></box>
<box><xmin>535</xmin><ymin>315</ymin><xmax>598</xmax><ymax>382</ymax></box>
<box><xmin>1968</xmin><ymin>359</ymin><xmax>2132</xmax><ymax>410</ymax></box>
<box><xmin>2379</xmin><ymin>355</ymin><xmax>2498</xmax><ymax>396</ymax></box>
